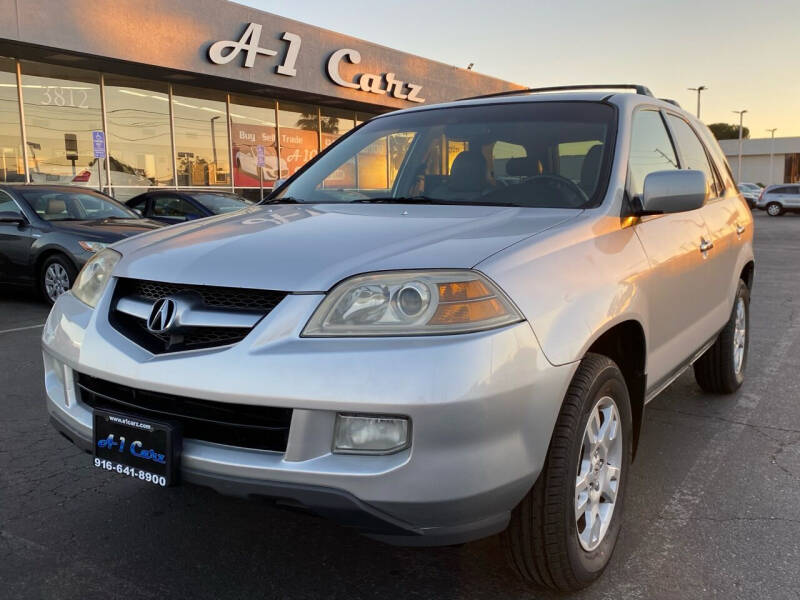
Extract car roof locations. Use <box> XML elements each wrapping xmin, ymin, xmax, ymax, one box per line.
<box><xmin>370</xmin><ymin>90</ymin><xmax>690</xmax><ymax>119</ymax></box>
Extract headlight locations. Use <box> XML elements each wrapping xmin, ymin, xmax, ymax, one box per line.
<box><xmin>71</xmin><ymin>249</ymin><xmax>121</xmax><ymax>308</ymax></box>
<box><xmin>302</xmin><ymin>270</ymin><xmax>523</xmax><ymax>337</ymax></box>
<box><xmin>78</xmin><ymin>240</ymin><xmax>108</xmax><ymax>253</ymax></box>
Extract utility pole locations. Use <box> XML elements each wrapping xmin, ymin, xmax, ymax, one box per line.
<box><xmin>766</xmin><ymin>128</ymin><xmax>777</xmax><ymax>184</ymax></box>
<box><xmin>688</xmin><ymin>86</ymin><xmax>707</xmax><ymax>119</ymax></box>
<box><xmin>733</xmin><ymin>109</ymin><xmax>748</xmax><ymax>182</ymax></box>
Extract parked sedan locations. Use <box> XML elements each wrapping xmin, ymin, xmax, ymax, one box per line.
<box><xmin>126</xmin><ymin>190</ymin><xmax>252</xmax><ymax>225</ymax></box>
<box><xmin>0</xmin><ymin>185</ymin><xmax>163</xmax><ymax>303</ymax></box>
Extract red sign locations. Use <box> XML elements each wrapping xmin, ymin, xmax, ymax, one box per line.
<box><xmin>231</xmin><ymin>123</ymin><xmax>280</xmax><ymax>186</ymax></box>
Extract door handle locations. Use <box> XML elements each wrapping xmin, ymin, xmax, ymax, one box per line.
<box><xmin>700</xmin><ymin>238</ymin><xmax>714</xmax><ymax>253</ymax></box>
<box><xmin>736</xmin><ymin>223</ymin><xmax>746</xmax><ymax>235</ymax></box>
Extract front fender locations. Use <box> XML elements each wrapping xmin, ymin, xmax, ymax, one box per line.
<box><xmin>477</xmin><ymin>213</ymin><xmax>651</xmax><ymax>367</ymax></box>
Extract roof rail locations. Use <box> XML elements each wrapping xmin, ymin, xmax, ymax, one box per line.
<box><xmin>459</xmin><ymin>84</ymin><xmax>654</xmax><ymax>102</ymax></box>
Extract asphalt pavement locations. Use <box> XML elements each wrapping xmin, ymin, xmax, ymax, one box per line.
<box><xmin>1</xmin><ymin>211</ymin><xmax>799</xmax><ymax>599</ymax></box>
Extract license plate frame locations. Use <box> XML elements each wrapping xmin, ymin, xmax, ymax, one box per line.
<box><xmin>93</xmin><ymin>408</ymin><xmax>181</xmax><ymax>487</ymax></box>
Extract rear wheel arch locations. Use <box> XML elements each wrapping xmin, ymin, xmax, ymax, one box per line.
<box><xmin>584</xmin><ymin>320</ymin><xmax>646</xmax><ymax>458</ymax></box>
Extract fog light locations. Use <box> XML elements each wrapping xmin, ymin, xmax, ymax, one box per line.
<box><xmin>333</xmin><ymin>414</ymin><xmax>410</xmax><ymax>454</ymax></box>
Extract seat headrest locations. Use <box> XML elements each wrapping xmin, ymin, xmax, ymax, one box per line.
<box><xmin>580</xmin><ymin>144</ymin><xmax>604</xmax><ymax>193</ymax></box>
<box><xmin>506</xmin><ymin>156</ymin><xmax>539</xmax><ymax>177</ymax></box>
<box><xmin>46</xmin><ymin>198</ymin><xmax>67</xmax><ymax>215</ymax></box>
<box><xmin>449</xmin><ymin>150</ymin><xmax>487</xmax><ymax>192</ymax></box>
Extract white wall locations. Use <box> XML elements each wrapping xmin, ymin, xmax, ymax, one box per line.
<box><xmin>725</xmin><ymin>153</ymin><xmax>785</xmax><ymax>185</ymax></box>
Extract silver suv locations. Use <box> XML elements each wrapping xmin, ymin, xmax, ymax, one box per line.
<box><xmin>43</xmin><ymin>84</ymin><xmax>754</xmax><ymax>592</ymax></box>
<box><xmin>757</xmin><ymin>183</ymin><xmax>800</xmax><ymax>216</ymax></box>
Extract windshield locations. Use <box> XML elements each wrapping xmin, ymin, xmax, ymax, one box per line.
<box><xmin>191</xmin><ymin>193</ymin><xmax>251</xmax><ymax>214</ymax></box>
<box><xmin>274</xmin><ymin>102</ymin><xmax>616</xmax><ymax>208</ymax></box>
<box><xmin>20</xmin><ymin>189</ymin><xmax>139</xmax><ymax>221</ymax></box>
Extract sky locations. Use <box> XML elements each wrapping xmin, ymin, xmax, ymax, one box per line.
<box><xmin>237</xmin><ymin>0</ymin><xmax>800</xmax><ymax>139</ymax></box>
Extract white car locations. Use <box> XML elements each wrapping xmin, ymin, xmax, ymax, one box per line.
<box><xmin>235</xmin><ymin>147</ymin><xmax>287</xmax><ymax>181</ymax></box>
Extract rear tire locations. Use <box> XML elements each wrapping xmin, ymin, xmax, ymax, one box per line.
<box><xmin>766</xmin><ymin>202</ymin><xmax>783</xmax><ymax>216</ymax></box>
<box><xmin>502</xmin><ymin>353</ymin><xmax>632</xmax><ymax>592</ymax></box>
<box><xmin>39</xmin><ymin>254</ymin><xmax>77</xmax><ymax>305</ymax></box>
<box><xmin>693</xmin><ymin>280</ymin><xmax>750</xmax><ymax>394</ymax></box>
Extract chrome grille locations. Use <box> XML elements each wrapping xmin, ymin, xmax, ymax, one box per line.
<box><xmin>128</xmin><ymin>279</ymin><xmax>285</xmax><ymax>312</ymax></box>
<box><xmin>109</xmin><ymin>278</ymin><xmax>287</xmax><ymax>354</ymax></box>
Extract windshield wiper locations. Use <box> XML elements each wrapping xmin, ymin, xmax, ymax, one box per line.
<box><xmin>262</xmin><ymin>196</ymin><xmax>302</xmax><ymax>204</ymax></box>
<box><xmin>351</xmin><ymin>196</ymin><xmax>441</xmax><ymax>204</ymax></box>
<box><xmin>351</xmin><ymin>196</ymin><xmax>520</xmax><ymax>207</ymax></box>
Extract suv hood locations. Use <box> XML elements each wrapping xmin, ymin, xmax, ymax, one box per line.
<box><xmin>112</xmin><ymin>203</ymin><xmax>580</xmax><ymax>292</ymax></box>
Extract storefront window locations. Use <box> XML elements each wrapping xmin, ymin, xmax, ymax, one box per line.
<box><xmin>172</xmin><ymin>86</ymin><xmax>230</xmax><ymax>188</ymax></box>
<box><xmin>19</xmin><ymin>61</ymin><xmax>105</xmax><ymax>187</ymax></box>
<box><xmin>353</xmin><ymin>132</ymin><xmax>414</xmax><ymax>190</ymax></box>
<box><xmin>104</xmin><ymin>75</ymin><xmax>173</xmax><ymax>187</ymax></box>
<box><xmin>321</xmin><ymin>107</ymin><xmax>355</xmax><ymax>188</ymax></box>
<box><xmin>0</xmin><ymin>58</ymin><xmax>23</xmax><ymax>182</ymax></box>
<box><xmin>279</xmin><ymin>102</ymin><xmax>319</xmax><ymax>177</ymax></box>
<box><xmin>229</xmin><ymin>95</ymin><xmax>278</xmax><ymax>188</ymax></box>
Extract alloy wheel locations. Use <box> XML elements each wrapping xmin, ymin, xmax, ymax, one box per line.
<box><xmin>733</xmin><ymin>296</ymin><xmax>747</xmax><ymax>374</ymax></box>
<box><xmin>575</xmin><ymin>395</ymin><xmax>622</xmax><ymax>552</ymax></box>
<box><xmin>44</xmin><ymin>263</ymin><xmax>70</xmax><ymax>302</ymax></box>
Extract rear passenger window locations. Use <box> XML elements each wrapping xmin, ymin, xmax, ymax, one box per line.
<box><xmin>628</xmin><ymin>110</ymin><xmax>678</xmax><ymax>199</ymax></box>
<box><xmin>666</xmin><ymin>115</ymin><xmax>720</xmax><ymax>197</ymax></box>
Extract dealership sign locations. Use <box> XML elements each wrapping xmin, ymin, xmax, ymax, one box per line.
<box><xmin>208</xmin><ymin>23</ymin><xmax>425</xmax><ymax>103</ymax></box>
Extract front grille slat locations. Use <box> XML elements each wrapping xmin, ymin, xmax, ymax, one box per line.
<box><xmin>77</xmin><ymin>373</ymin><xmax>291</xmax><ymax>452</ymax></box>
<box><xmin>109</xmin><ymin>278</ymin><xmax>287</xmax><ymax>354</ymax></box>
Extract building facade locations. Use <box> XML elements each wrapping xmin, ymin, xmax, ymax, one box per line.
<box><xmin>0</xmin><ymin>0</ymin><xmax>520</xmax><ymax>201</ymax></box>
<box><xmin>718</xmin><ymin>136</ymin><xmax>800</xmax><ymax>186</ymax></box>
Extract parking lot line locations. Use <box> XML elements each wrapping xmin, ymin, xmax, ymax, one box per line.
<box><xmin>0</xmin><ymin>323</ymin><xmax>44</xmax><ymax>335</ymax></box>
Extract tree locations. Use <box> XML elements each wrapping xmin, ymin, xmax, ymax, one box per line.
<box><xmin>708</xmin><ymin>123</ymin><xmax>750</xmax><ymax>140</ymax></box>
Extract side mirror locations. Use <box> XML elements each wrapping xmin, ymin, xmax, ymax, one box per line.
<box><xmin>131</xmin><ymin>208</ymin><xmax>143</xmax><ymax>217</ymax></box>
<box><xmin>0</xmin><ymin>211</ymin><xmax>26</xmax><ymax>225</ymax></box>
<box><xmin>639</xmin><ymin>170</ymin><xmax>708</xmax><ymax>215</ymax></box>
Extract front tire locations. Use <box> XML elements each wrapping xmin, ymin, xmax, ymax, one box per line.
<box><xmin>39</xmin><ymin>254</ymin><xmax>77</xmax><ymax>305</ymax></box>
<box><xmin>693</xmin><ymin>280</ymin><xmax>750</xmax><ymax>393</ymax></box>
<box><xmin>502</xmin><ymin>353</ymin><xmax>632</xmax><ymax>592</ymax></box>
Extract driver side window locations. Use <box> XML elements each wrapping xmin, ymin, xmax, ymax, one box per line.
<box><xmin>628</xmin><ymin>110</ymin><xmax>679</xmax><ymax>199</ymax></box>
<box><xmin>152</xmin><ymin>195</ymin><xmax>195</xmax><ymax>219</ymax></box>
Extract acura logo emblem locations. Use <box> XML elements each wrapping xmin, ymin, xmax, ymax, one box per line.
<box><xmin>147</xmin><ymin>298</ymin><xmax>177</xmax><ymax>333</ymax></box>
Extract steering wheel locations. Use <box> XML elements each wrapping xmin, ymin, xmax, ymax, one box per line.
<box><xmin>522</xmin><ymin>174</ymin><xmax>589</xmax><ymax>207</ymax></box>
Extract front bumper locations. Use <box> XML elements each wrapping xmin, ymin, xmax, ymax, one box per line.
<box><xmin>43</xmin><ymin>286</ymin><xmax>577</xmax><ymax>546</ymax></box>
